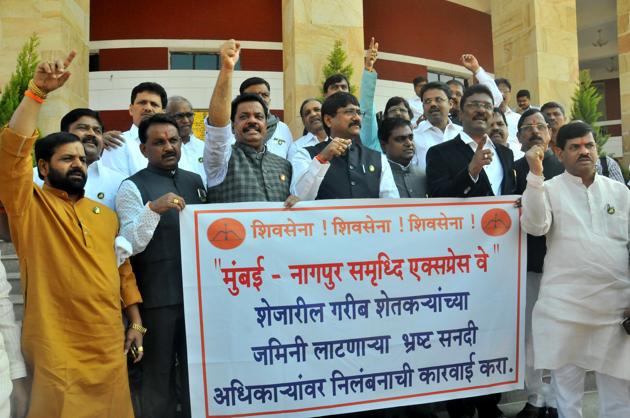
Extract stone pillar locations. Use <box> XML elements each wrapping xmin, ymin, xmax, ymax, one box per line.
<box><xmin>282</xmin><ymin>0</ymin><xmax>365</xmax><ymax>137</ymax></box>
<box><xmin>0</xmin><ymin>1</ymin><xmax>89</xmax><ymax>135</ymax></box>
<box><xmin>618</xmin><ymin>0</ymin><xmax>630</xmax><ymax>166</ymax></box>
<box><xmin>490</xmin><ymin>0</ymin><xmax>579</xmax><ymax>110</ymax></box>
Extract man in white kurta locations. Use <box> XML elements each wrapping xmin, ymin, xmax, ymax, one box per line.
<box><xmin>520</xmin><ymin>121</ymin><xmax>630</xmax><ymax>418</ymax></box>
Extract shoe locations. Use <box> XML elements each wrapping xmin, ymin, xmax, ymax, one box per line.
<box><xmin>477</xmin><ymin>407</ymin><xmax>506</xmax><ymax>418</ymax></box>
<box><xmin>516</xmin><ymin>403</ymin><xmax>546</xmax><ymax>418</ymax></box>
<box><xmin>546</xmin><ymin>407</ymin><xmax>558</xmax><ymax>418</ymax></box>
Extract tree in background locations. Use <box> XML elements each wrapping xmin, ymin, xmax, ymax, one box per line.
<box><xmin>570</xmin><ymin>70</ymin><xmax>609</xmax><ymax>154</ymax></box>
<box><xmin>0</xmin><ymin>34</ymin><xmax>40</xmax><ymax>127</ymax></box>
<box><xmin>322</xmin><ymin>40</ymin><xmax>356</xmax><ymax>95</ymax></box>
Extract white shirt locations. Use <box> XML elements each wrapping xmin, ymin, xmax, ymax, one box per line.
<box><xmin>203</xmin><ymin>122</ymin><xmax>234</xmax><ymax>189</ymax></box>
<box><xmin>521</xmin><ymin>172</ymin><xmax>630</xmax><ymax>379</ymax></box>
<box><xmin>115</xmin><ymin>180</ymin><xmax>161</xmax><ymax>256</ymax></box>
<box><xmin>101</xmin><ymin>124</ymin><xmax>207</xmax><ymax>184</ymax></box>
<box><xmin>33</xmin><ymin>160</ymin><xmax>126</xmax><ymax>211</ymax></box>
<box><xmin>503</xmin><ymin>107</ymin><xmax>522</xmax><ymax>140</ymax></box>
<box><xmin>287</xmin><ymin>132</ymin><xmax>323</xmax><ymax>162</ymax></box>
<box><xmin>412</xmin><ymin>119</ymin><xmax>462</xmax><ymax>171</ymax></box>
<box><xmin>180</xmin><ymin>134</ymin><xmax>207</xmax><ymax>186</ymax></box>
<box><xmin>460</xmin><ymin>131</ymin><xmax>504</xmax><ymax>196</ymax></box>
<box><xmin>475</xmin><ymin>67</ymin><xmax>504</xmax><ymax>108</ymax></box>
<box><xmin>0</xmin><ymin>257</ymin><xmax>26</xmax><ymax>382</ymax></box>
<box><xmin>290</xmin><ymin>143</ymin><xmax>400</xmax><ymax>200</ymax></box>
<box><xmin>266</xmin><ymin>120</ymin><xmax>293</xmax><ymax>159</ymax></box>
<box><xmin>408</xmin><ymin>96</ymin><xmax>424</xmax><ymax>123</ymax></box>
<box><xmin>101</xmin><ymin>124</ymin><xmax>146</xmax><ymax>177</ymax></box>
<box><xmin>506</xmin><ymin>136</ymin><xmax>524</xmax><ymax>161</ymax></box>
<box><xmin>476</xmin><ymin>67</ymin><xmax>523</xmax><ymax>160</ymax></box>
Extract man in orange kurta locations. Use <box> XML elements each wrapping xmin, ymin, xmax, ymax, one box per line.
<box><xmin>0</xmin><ymin>52</ymin><xmax>143</xmax><ymax>417</ymax></box>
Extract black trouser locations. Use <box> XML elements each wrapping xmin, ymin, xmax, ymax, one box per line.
<box><xmin>446</xmin><ymin>393</ymin><xmax>502</xmax><ymax>417</ymax></box>
<box><xmin>333</xmin><ymin>403</ymin><xmax>439</xmax><ymax>418</ymax></box>
<box><xmin>134</xmin><ymin>304</ymin><xmax>191</xmax><ymax>418</ymax></box>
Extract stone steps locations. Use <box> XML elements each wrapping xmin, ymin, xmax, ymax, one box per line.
<box><xmin>1</xmin><ymin>241</ymin><xmax>23</xmax><ymax>320</ymax></box>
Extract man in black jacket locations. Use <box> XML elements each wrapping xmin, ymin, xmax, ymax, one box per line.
<box><xmin>427</xmin><ymin>84</ymin><xmax>516</xmax><ymax>198</ymax></box>
<box><xmin>291</xmin><ymin>92</ymin><xmax>399</xmax><ymax>200</ymax></box>
<box><xmin>426</xmin><ymin>84</ymin><xmax>511</xmax><ymax>418</ymax></box>
<box><xmin>116</xmin><ymin>114</ymin><xmax>206</xmax><ymax>418</ymax></box>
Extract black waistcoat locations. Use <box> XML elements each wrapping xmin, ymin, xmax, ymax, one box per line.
<box><xmin>129</xmin><ymin>166</ymin><xmax>204</xmax><ymax>308</ymax></box>
<box><xmin>305</xmin><ymin>139</ymin><xmax>382</xmax><ymax>199</ymax></box>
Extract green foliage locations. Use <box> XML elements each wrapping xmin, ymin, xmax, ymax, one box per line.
<box><xmin>570</xmin><ymin>70</ymin><xmax>609</xmax><ymax>154</ymax></box>
<box><xmin>321</xmin><ymin>40</ymin><xmax>356</xmax><ymax>95</ymax></box>
<box><xmin>0</xmin><ymin>34</ymin><xmax>40</xmax><ymax>127</ymax></box>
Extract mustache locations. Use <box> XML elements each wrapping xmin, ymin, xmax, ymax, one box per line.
<box><xmin>162</xmin><ymin>151</ymin><xmax>177</xmax><ymax>158</ymax></box>
<box><xmin>349</xmin><ymin>121</ymin><xmax>362</xmax><ymax>128</ymax></box>
<box><xmin>67</xmin><ymin>168</ymin><xmax>86</xmax><ymax>178</ymax></box>
<box><xmin>82</xmin><ymin>135</ymin><xmax>98</xmax><ymax>145</ymax></box>
<box><xmin>243</xmin><ymin>123</ymin><xmax>261</xmax><ymax>132</ymax></box>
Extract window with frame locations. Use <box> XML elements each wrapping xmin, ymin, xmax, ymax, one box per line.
<box><xmin>427</xmin><ymin>70</ymin><xmax>467</xmax><ymax>87</ymax></box>
<box><xmin>89</xmin><ymin>53</ymin><xmax>99</xmax><ymax>71</ymax></box>
<box><xmin>170</xmin><ymin>52</ymin><xmax>241</xmax><ymax>70</ymax></box>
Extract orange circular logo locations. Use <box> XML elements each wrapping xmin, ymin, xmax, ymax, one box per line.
<box><xmin>207</xmin><ymin>218</ymin><xmax>246</xmax><ymax>250</ymax></box>
<box><xmin>481</xmin><ymin>208</ymin><xmax>512</xmax><ymax>236</ymax></box>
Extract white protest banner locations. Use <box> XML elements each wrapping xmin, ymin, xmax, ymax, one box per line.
<box><xmin>180</xmin><ymin>197</ymin><xmax>525</xmax><ymax>417</ymax></box>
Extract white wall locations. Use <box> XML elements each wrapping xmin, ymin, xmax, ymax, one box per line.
<box><xmin>89</xmin><ymin>70</ymin><xmax>415</xmax><ymax>116</ymax></box>
<box><xmin>89</xmin><ymin>70</ymin><xmax>285</xmax><ymax>111</ymax></box>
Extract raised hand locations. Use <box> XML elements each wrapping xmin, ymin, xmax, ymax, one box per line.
<box><xmin>525</xmin><ymin>144</ymin><xmax>545</xmax><ymax>176</ymax></box>
<box><xmin>468</xmin><ymin>136</ymin><xmax>493</xmax><ymax>178</ymax></box>
<box><xmin>220</xmin><ymin>39</ymin><xmax>241</xmax><ymax>71</ymax></box>
<box><xmin>461</xmin><ymin>54</ymin><xmax>480</xmax><ymax>74</ymax></box>
<box><xmin>33</xmin><ymin>50</ymin><xmax>76</xmax><ymax>94</ymax></box>
<box><xmin>365</xmin><ymin>37</ymin><xmax>379</xmax><ymax>72</ymax></box>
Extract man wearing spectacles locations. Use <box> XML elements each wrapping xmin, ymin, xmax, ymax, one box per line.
<box><xmin>165</xmin><ymin>96</ymin><xmax>207</xmax><ymax>186</ymax></box>
<box><xmin>291</xmin><ymin>92</ymin><xmax>399</xmax><ymax>200</ymax></box>
<box><xmin>426</xmin><ymin>83</ymin><xmax>514</xmax><ymax>418</ymax></box>
<box><xmin>426</xmin><ymin>84</ymin><xmax>516</xmax><ymax>200</ymax></box>
<box><xmin>412</xmin><ymin>55</ymin><xmax>504</xmax><ymax>172</ymax></box>
<box><xmin>513</xmin><ymin>108</ymin><xmax>563</xmax><ymax>418</ymax></box>
<box><xmin>411</xmin><ymin>81</ymin><xmax>462</xmax><ymax>171</ymax></box>
<box><xmin>239</xmin><ymin>77</ymin><xmax>293</xmax><ymax>159</ymax></box>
